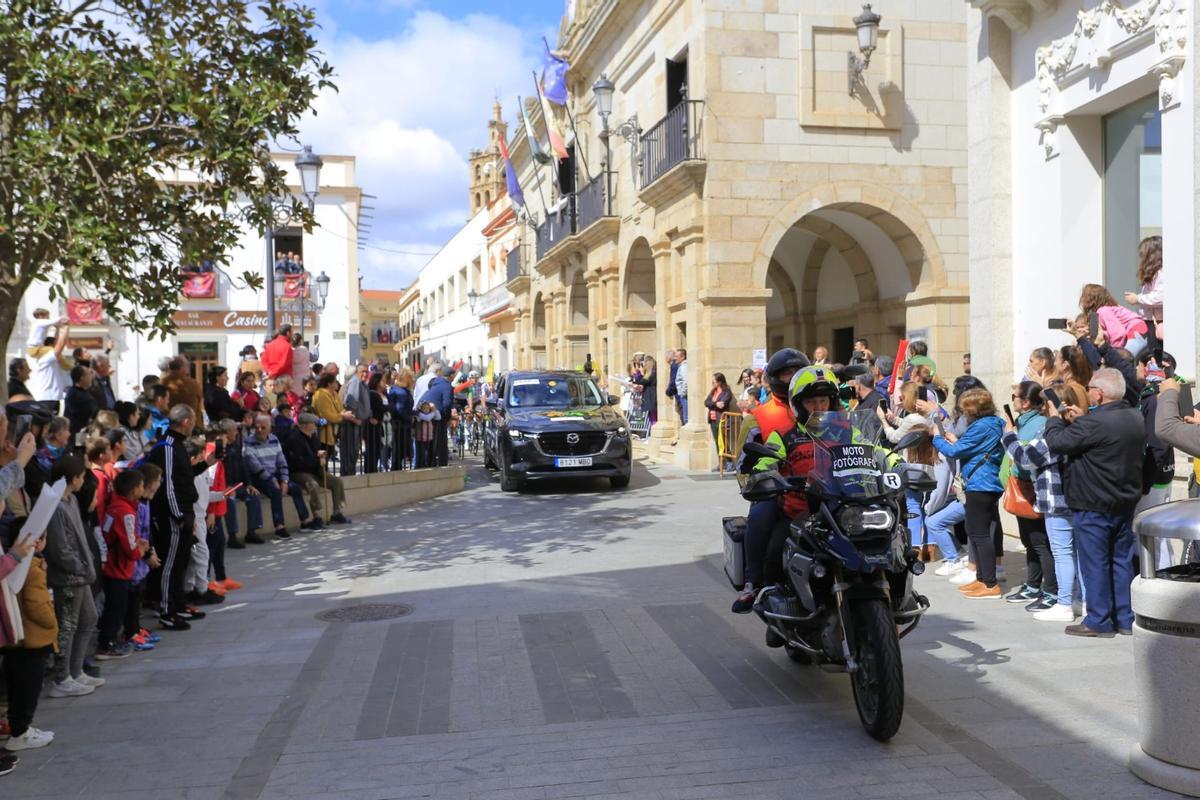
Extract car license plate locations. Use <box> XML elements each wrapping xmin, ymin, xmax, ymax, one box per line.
<box><xmin>555</xmin><ymin>457</ymin><xmax>592</xmax><ymax>468</ymax></box>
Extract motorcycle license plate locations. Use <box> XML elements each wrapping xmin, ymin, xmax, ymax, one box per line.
<box><xmin>555</xmin><ymin>457</ymin><xmax>592</xmax><ymax>468</ymax></box>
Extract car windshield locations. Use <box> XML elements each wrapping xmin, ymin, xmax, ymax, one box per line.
<box><xmin>506</xmin><ymin>376</ymin><xmax>603</xmax><ymax>409</ymax></box>
<box><xmin>804</xmin><ymin>411</ymin><xmax>890</xmax><ymax>499</ymax></box>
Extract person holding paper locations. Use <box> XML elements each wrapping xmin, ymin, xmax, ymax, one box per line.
<box><xmin>3</xmin><ymin>530</ymin><xmax>57</xmax><ymax>753</ymax></box>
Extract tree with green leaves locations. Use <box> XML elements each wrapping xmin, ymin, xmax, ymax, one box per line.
<box><xmin>0</xmin><ymin>0</ymin><xmax>335</xmax><ymax>377</ymax></box>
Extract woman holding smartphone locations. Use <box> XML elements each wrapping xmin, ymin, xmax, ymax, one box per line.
<box><xmin>1003</xmin><ymin>382</ymin><xmax>1058</xmax><ymax>611</ymax></box>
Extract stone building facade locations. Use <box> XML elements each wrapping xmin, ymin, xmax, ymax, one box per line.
<box><xmin>503</xmin><ymin>0</ymin><xmax>971</xmax><ymax>469</ymax></box>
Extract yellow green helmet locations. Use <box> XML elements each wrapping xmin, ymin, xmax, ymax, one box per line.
<box><xmin>788</xmin><ymin>366</ymin><xmax>839</xmax><ymax>416</ymax></box>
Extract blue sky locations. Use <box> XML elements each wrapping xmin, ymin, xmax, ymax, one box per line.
<box><xmin>298</xmin><ymin>0</ymin><xmax>565</xmax><ymax>288</ymax></box>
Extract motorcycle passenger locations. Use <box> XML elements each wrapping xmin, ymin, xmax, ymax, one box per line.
<box><xmin>732</xmin><ymin>365</ymin><xmax>839</xmax><ymax>613</ymax></box>
<box><xmin>731</xmin><ymin>349</ymin><xmax>810</xmax><ymax>613</ymax></box>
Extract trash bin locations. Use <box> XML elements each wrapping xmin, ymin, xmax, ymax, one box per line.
<box><xmin>1129</xmin><ymin>498</ymin><xmax>1200</xmax><ymax>797</ymax></box>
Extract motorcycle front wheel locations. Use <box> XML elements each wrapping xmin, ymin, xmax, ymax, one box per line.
<box><xmin>848</xmin><ymin>598</ymin><xmax>904</xmax><ymax>741</ymax></box>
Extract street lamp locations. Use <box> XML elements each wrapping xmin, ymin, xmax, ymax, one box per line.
<box><xmin>848</xmin><ymin>3</ymin><xmax>882</xmax><ymax>95</ymax></box>
<box><xmin>468</xmin><ymin>288</ymin><xmax>479</xmax><ymax>315</ymax></box>
<box><xmin>265</xmin><ymin>145</ymin><xmax>323</xmax><ymax>333</ymax></box>
<box><xmin>314</xmin><ymin>270</ymin><xmax>330</xmax><ymax>307</ymax></box>
<box><xmin>592</xmin><ymin>73</ymin><xmax>640</xmax><ymax>201</ymax></box>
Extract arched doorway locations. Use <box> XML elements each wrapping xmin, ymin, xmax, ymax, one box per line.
<box><xmin>566</xmin><ymin>270</ymin><xmax>589</xmax><ymax>369</ymax></box>
<box><xmin>621</xmin><ymin>237</ymin><xmax>656</xmax><ymax>361</ymax></box>
<box><xmin>757</xmin><ymin>188</ymin><xmax>955</xmax><ymax>368</ymax></box>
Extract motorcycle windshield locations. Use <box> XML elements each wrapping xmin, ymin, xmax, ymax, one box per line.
<box><xmin>804</xmin><ymin>411</ymin><xmax>890</xmax><ymax>499</ymax></box>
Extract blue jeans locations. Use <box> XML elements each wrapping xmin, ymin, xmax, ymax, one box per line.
<box><xmin>1073</xmin><ymin>509</ymin><xmax>1136</xmax><ymax>632</ymax></box>
<box><xmin>905</xmin><ymin>490</ymin><xmax>923</xmax><ymax>545</ymax></box>
<box><xmin>250</xmin><ymin>474</ymin><xmax>310</xmax><ymax>528</ymax></box>
<box><xmin>925</xmin><ymin>499</ymin><xmax>965</xmax><ymax>562</ymax></box>
<box><xmin>1045</xmin><ymin>513</ymin><xmax>1075</xmax><ymax>607</ymax></box>
<box><xmin>223</xmin><ymin>487</ymin><xmax>263</xmax><ymax>536</ymax></box>
<box><xmin>743</xmin><ymin>500</ymin><xmax>781</xmax><ymax>588</ymax></box>
<box><xmin>679</xmin><ymin>396</ymin><xmax>688</xmax><ymax>425</ymax></box>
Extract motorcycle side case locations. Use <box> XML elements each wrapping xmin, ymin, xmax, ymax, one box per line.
<box><xmin>722</xmin><ymin>516</ymin><xmax>748</xmax><ymax>589</ymax></box>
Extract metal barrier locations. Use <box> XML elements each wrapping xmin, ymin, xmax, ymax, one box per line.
<box><xmin>718</xmin><ymin>412</ymin><xmax>742</xmax><ymax>475</ymax></box>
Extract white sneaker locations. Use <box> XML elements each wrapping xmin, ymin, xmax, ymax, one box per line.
<box><xmin>75</xmin><ymin>673</ymin><xmax>105</xmax><ymax>689</ymax></box>
<box><xmin>5</xmin><ymin>727</ymin><xmax>54</xmax><ymax>751</ymax></box>
<box><xmin>950</xmin><ymin>568</ymin><xmax>977</xmax><ymax>585</ymax></box>
<box><xmin>47</xmin><ymin>678</ymin><xmax>93</xmax><ymax>698</ymax></box>
<box><xmin>934</xmin><ymin>558</ymin><xmax>963</xmax><ymax>577</ymax></box>
<box><xmin>1034</xmin><ymin>605</ymin><xmax>1076</xmax><ymax>622</ymax></box>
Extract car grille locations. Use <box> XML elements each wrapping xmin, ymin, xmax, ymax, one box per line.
<box><xmin>538</xmin><ymin>430</ymin><xmax>608</xmax><ymax>456</ymax></box>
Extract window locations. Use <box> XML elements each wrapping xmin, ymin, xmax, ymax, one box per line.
<box><xmin>1103</xmin><ymin>95</ymin><xmax>1161</xmax><ymax>298</ymax></box>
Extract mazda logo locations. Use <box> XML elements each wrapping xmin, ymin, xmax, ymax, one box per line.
<box><xmin>566</xmin><ymin>432</ymin><xmax>580</xmax><ymax>445</ymax></box>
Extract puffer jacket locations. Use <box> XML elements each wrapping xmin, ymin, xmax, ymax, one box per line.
<box><xmin>43</xmin><ymin>495</ymin><xmax>96</xmax><ymax>588</ymax></box>
<box><xmin>933</xmin><ymin>415</ymin><xmax>1004</xmax><ymax>493</ymax></box>
<box><xmin>17</xmin><ymin>555</ymin><xmax>59</xmax><ymax>650</ymax></box>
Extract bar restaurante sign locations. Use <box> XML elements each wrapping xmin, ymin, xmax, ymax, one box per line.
<box><xmin>172</xmin><ymin>310</ymin><xmax>317</xmax><ymax>330</ymax></box>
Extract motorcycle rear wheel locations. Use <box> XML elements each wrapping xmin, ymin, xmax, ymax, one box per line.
<box><xmin>848</xmin><ymin>599</ymin><xmax>904</xmax><ymax>742</ymax></box>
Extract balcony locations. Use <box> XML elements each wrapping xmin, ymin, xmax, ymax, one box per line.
<box><xmin>506</xmin><ymin>246</ymin><xmax>523</xmax><ymax>282</ymax></box>
<box><xmin>535</xmin><ymin>195</ymin><xmax>576</xmax><ymax>262</ymax></box>
<box><xmin>475</xmin><ymin>283</ymin><xmax>513</xmax><ymax>320</ymax></box>
<box><xmin>637</xmin><ymin>99</ymin><xmax>706</xmax><ymax>206</ymax></box>
<box><xmin>574</xmin><ymin>173</ymin><xmax>606</xmax><ymax>234</ymax></box>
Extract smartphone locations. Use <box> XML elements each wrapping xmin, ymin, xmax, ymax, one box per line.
<box><xmin>1088</xmin><ymin>313</ymin><xmax>1100</xmax><ymax>339</ymax></box>
<box><xmin>10</xmin><ymin>414</ymin><xmax>31</xmax><ymax>444</ymax></box>
<box><xmin>214</xmin><ymin>438</ymin><xmax>225</xmax><ymax>459</ymax></box>
<box><xmin>1003</xmin><ymin>404</ymin><xmax>1015</xmax><ymax>425</ymax></box>
<box><xmin>1047</xmin><ymin>318</ymin><xmax>1069</xmax><ymax>331</ymax></box>
<box><xmin>1043</xmin><ymin>387</ymin><xmax>1062</xmax><ymax>410</ymax></box>
<box><xmin>1180</xmin><ymin>383</ymin><xmax>1194</xmax><ymax>418</ymax></box>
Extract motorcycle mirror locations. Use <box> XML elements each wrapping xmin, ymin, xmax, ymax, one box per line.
<box><xmin>743</xmin><ymin>441</ymin><xmax>780</xmax><ymax>459</ymax></box>
<box><xmin>892</xmin><ymin>430</ymin><xmax>930</xmax><ymax>453</ymax></box>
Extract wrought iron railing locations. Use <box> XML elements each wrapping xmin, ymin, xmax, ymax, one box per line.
<box><xmin>506</xmin><ymin>245</ymin><xmax>522</xmax><ymax>281</ymax></box>
<box><xmin>535</xmin><ymin>194</ymin><xmax>576</xmax><ymax>261</ymax></box>
<box><xmin>638</xmin><ymin>99</ymin><xmax>705</xmax><ymax>188</ymax></box>
<box><xmin>575</xmin><ymin>173</ymin><xmax>607</xmax><ymax>233</ymax></box>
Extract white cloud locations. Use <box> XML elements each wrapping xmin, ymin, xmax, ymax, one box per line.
<box><xmin>301</xmin><ymin>10</ymin><xmax>543</xmax><ymax>288</ymax></box>
<box><xmin>358</xmin><ymin>237</ymin><xmax>443</xmax><ymax>288</ymax></box>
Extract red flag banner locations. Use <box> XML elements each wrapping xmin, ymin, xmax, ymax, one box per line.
<box><xmin>182</xmin><ymin>271</ymin><xmax>217</xmax><ymax>298</ymax></box>
<box><xmin>888</xmin><ymin>339</ymin><xmax>908</xmax><ymax>397</ymax></box>
<box><xmin>281</xmin><ymin>273</ymin><xmax>308</xmax><ymax>299</ymax></box>
<box><xmin>67</xmin><ymin>299</ymin><xmax>103</xmax><ymax>325</ymax></box>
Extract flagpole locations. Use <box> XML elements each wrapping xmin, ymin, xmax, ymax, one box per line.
<box><xmin>532</xmin><ymin>72</ymin><xmax>567</xmax><ymax>196</ymax></box>
<box><xmin>562</xmin><ymin>100</ymin><xmax>592</xmax><ymax>184</ymax></box>
<box><xmin>518</xmin><ymin>96</ymin><xmax>552</xmax><ymax>220</ymax></box>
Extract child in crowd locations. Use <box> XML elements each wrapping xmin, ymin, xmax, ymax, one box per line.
<box><xmin>85</xmin><ymin>437</ymin><xmax>113</xmax><ymax>540</ymax></box>
<box><xmin>186</xmin><ymin>438</ymin><xmax>222</xmax><ymax>606</ymax></box>
<box><xmin>42</xmin><ymin>455</ymin><xmax>103</xmax><ymax>693</ymax></box>
<box><xmin>124</xmin><ymin>464</ymin><xmax>162</xmax><ymax>650</ymax></box>
<box><xmin>414</xmin><ymin>401</ymin><xmax>439</xmax><ymax>469</ymax></box>
<box><xmin>204</xmin><ymin>427</ymin><xmax>241</xmax><ymax>594</ymax></box>
<box><xmin>97</xmin><ymin>470</ymin><xmax>149</xmax><ymax>658</ymax></box>
<box><xmin>25</xmin><ymin>308</ymin><xmax>54</xmax><ymax>352</ymax></box>
<box><xmin>4</xmin><ymin>530</ymin><xmax>58</xmax><ymax>752</ymax></box>
<box><xmin>103</xmin><ymin>428</ymin><xmax>126</xmax><ymax>479</ymax></box>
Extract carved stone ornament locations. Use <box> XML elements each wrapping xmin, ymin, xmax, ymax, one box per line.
<box><xmin>1033</xmin><ymin>0</ymin><xmax>1188</xmax><ymax>157</ymax></box>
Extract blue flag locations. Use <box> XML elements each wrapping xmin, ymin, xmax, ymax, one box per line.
<box><xmin>541</xmin><ymin>38</ymin><xmax>569</xmax><ymax>106</ymax></box>
<box><xmin>499</xmin><ymin>136</ymin><xmax>525</xmax><ymax>210</ymax></box>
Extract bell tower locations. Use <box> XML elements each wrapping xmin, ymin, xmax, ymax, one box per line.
<box><xmin>468</xmin><ymin>99</ymin><xmax>509</xmax><ymax>216</ymax></box>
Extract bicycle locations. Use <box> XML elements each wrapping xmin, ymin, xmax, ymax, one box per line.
<box><xmin>467</xmin><ymin>409</ymin><xmax>486</xmax><ymax>456</ymax></box>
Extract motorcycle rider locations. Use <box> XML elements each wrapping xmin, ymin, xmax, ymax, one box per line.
<box><xmin>733</xmin><ymin>363</ymin><xmax>839</xmax><ymax>612</ymax></box>
<box><xmin>731</xmin><ymin>349</ymin><xmax>809</xmax><ymax>612</ymax></box>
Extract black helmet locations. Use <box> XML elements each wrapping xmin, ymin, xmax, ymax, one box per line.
<box><xmin>765</xmin><ymin>348</ymin><xmax>811</xmax><ymax>399</ymax></box>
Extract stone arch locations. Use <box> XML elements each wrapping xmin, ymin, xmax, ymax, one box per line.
<box><xmin>622</xmin><ymin>236</ymin><xmax>656</xmax><ymax>313</ymax></box>
<box><xmin>753</xmin><ymin>182</ymin><xmax>947</xmax><ymax>293</ymax></box>
<box><xmin>532</xmin><ymin>291</ymin><xmax>547</xmax><ymax>342</ymax></box>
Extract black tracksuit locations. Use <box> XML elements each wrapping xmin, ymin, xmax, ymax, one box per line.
<box><xmin>147</xmin><ymin>428</ymin><xmax>202</xmax><ymax>617</ymax></box>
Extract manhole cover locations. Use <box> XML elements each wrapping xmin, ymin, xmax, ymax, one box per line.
<box><xmin>316</xmin><ymin>603</ymin><xmax>413</xmax><ymax>623</ymax></box>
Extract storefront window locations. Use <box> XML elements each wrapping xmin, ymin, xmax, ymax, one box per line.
<box><xmin>1103</xmin><ymin>95</ymin><xmax>1161</xmax><ymax>297</ymax></box>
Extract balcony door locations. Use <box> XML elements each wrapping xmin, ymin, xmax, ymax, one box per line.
<box><xmin>667</xmin><ymin>54</ymin><xmax>688</xmax><ymax>110</ymax></box>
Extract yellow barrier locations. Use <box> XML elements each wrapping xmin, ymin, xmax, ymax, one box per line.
<box><xmin>718</xmin><ymin>412</ymin><xmax>743</xmax><ymax>475</ymax></box>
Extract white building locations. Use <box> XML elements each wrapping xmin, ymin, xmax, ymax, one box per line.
<box><xmin>418</xmin><ymin>209</ymin><xmax>489</xmax><ymax>371</ymax></box>
<box><xmin>8</xmin><ymin>153</ymin><xmax>364</xmax><ymax>399</ymax></box>
<box><xmin>967</xmin><ymin>0</ymin><xmax>1188</xmax><ymax>391</ymax></box>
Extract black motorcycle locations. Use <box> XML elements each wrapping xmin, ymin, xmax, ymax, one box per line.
<box><xmin>724</xmin><ymin>411</ymin><xmax>938</xmax><ymax>741</ymax></box>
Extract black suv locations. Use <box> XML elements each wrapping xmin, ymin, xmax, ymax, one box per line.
<box><xmin>484</xmin><ymin>370</ymin><xmax>632</xmax><ymax>492</ymax></box>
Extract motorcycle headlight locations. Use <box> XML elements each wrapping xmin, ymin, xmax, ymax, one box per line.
<box><xmin>613</xmin><ymin>426</ymin><xmax>628</xmax><ymax>437</ymax></box>
<box><xmin>837</xmin><ymin>506</ymin><xmax>895</xmax><ymax>532</ymax></box>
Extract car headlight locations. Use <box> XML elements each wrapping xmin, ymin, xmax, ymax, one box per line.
<box><xmin>508</xmin><ymin>429</ymin><xmax>527</xmax><ymax>441</ymax></box>
<box><xmin>837</xmin><ymin>506</ymin><xmax>895</xmax><ymax>532</ymax></box>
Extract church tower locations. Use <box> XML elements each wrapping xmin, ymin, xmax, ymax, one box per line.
<box><xmin>468</xmin><ymin>99</ymin><xmax>508</xmax><ymax>216</ymax></box>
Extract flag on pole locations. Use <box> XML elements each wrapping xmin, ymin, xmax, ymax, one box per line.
<box><xmin>519</xmin><ymin>96</ymin><xmax>551</xmax><ymax>165</ymax></box>
<box><xmin>499</xmin><ymin>136</ymin><xmax>525</xmax><ymax>210</ymax></box>
<box><xmin>541</xmin><ymin>38</ymin><xmax>569</xmax><ymax>106</ymax></box>
<box><xmin>534</xmin><ymin>74</ymin><xmax>569</xmax><ymax>160</ymax></box>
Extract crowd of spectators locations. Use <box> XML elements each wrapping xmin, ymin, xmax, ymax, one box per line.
<box><xmin>0</xmin><ymin>318</ymin><xmax>492</xmax><ymax>775</ymax></box>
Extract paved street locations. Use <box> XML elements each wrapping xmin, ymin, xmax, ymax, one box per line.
<box><xmin>6</xmin><ymin>459</ymin><xmax>1178</xmax><ymax>800</ymax></box>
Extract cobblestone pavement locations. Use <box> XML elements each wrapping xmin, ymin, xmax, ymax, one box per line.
<box><xmin>5</xmin><ymin>460</ymin><xmax>1180</xmax><ymax>799</ymax></box>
